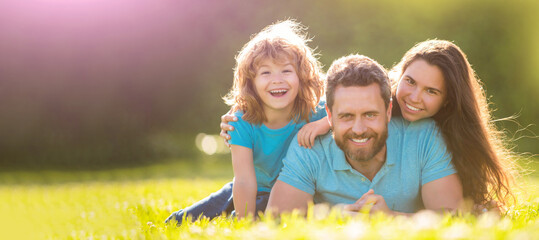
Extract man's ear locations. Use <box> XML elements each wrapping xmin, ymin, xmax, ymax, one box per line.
<box><xmin>325</xmin><ymin>104</ymin><xmax>333</xmax><ymax>128</ymax></box>
<box><xmin>387</xmin><ymin>99</ymin><xmax>392</xmax><ymax>123</ymax></box>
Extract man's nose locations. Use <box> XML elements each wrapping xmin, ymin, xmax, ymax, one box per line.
<box><xmin>351</xmin><ymin>118</ymin><xmax>367</xmax><ymax>135</ymax></box>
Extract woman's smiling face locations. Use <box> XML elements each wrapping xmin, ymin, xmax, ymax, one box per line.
<box><xmin>396</xmin><ymin>59</ymin><xmax>447</xmax><ymax>122</ymax></box>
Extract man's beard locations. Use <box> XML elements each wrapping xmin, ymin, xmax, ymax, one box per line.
<box><xmin>334</xmin><ymin>129</ymin><xmax>388</xmax><ymax>163</ymax></box>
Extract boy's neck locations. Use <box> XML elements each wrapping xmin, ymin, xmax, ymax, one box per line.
<box><xmin>263</xmin><ymin>106</ymin><xmax>294</xmax><ymax>129</ymax></box>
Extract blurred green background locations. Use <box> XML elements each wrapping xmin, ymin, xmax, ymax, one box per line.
<box><xmin>0</xmin><ymin>0</ymin><xmax>537</xmax><ymax>169</ymax></box>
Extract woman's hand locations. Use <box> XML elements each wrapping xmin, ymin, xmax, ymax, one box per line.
<box><xmin>220</xmin><ymin>113</ymin><xmax>238</xmax><ymax>147</ymax></box>
<box><xmin>297</xmin><ymin>117</ymin><xmax>330</xmax><ymax>148</ymax></box>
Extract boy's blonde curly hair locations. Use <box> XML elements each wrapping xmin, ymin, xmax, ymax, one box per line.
<box><xmin>224</xmin><ymin>20</ymin><xmax>324</xmax><ymax>124</ymax></box>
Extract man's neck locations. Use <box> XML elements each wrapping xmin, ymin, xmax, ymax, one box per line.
<box><xmin>347</xmin><ymin>145</ymin><xmax>387</xmax><ymax>181</ymax></box>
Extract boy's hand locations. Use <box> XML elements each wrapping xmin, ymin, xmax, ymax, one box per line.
<box><xmin>220</xmin><ymin>113</ymin><xmax>238</xmax><ymax>148</ymax></box>
<box><xmin>297</xmin><ymin>117</ymin><xmax>330</xmax><ymax>148</ymax></box>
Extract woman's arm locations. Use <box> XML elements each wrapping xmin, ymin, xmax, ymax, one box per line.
<box><xmin>230</xmin><ymin>145</ymin><xmax>257</xmax><ymax>219</ymax></box>
<box><xmin>220</xmin><ymin>113</ymin><xmax>238</xmax><ymax>147</ymax></box>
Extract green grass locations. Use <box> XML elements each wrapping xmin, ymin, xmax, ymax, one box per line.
<box><xmin>1</xmin><ymin>159</ymin><xmax>538</xmax><ymax>239</ymax></box>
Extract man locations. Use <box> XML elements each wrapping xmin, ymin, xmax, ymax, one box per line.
<box><xmin>266</xmin><ymin>55</ymin><xmax>463</xmax><ymax>215</ymax></box>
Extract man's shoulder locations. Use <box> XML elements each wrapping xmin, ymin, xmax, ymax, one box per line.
<box><xmin>390</xmin><ymin>116</ymin><xmax>438</xmax><ymax>134</ymax></box>
<box><xmin>287</xmin><ymin>132</ymin><xmax>333</xmax><ymax>162</ymax></box>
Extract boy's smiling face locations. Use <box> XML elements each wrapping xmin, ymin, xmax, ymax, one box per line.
<box><xmin>254</xmin><ymin>58</ymin><xmax>299</xmax><ymax>116</ymax></box>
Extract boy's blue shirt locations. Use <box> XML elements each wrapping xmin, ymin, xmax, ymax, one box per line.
<box><xmin>228</xmin><ymin>101</ymin><xmax>327</xmax><ymax>192</ymax></box>
<box><xmin>277</xmin><ymin>116</ymin><xmax>456</xmax><ymax>213</ymax></box>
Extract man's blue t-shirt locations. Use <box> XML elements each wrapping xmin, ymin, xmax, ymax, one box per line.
<box><xmin>277</xmin><ymin>117</ymin><xmax>456</xmax><ymax>213</ymax></box>
<box><xmin>229</xmin><ymin>102</ymin><xmax>327</xmax><ymax>192</ymax></box>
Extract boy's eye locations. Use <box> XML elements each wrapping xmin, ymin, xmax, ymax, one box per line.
<box><xmin>260</xmin><ymin>71</ymin><xmax>270</xmax><ymax>75</ymax></box>
<box><xmin>283</xmin><ymin>69</ymin><xmax>293</xmax><ymax>73</ymax></box>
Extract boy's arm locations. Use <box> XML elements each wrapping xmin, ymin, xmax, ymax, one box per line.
<box><xmin>230</xmin><ymin>145</ymin><xmax>257</xmax><ymax>219</ymax></box>
<box><xmin>297</xmin><ymin>116</ymin><xmax>330</xmax><ymax>149</ymax></box>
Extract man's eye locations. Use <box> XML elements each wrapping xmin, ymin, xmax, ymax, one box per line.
<box><xmin>365</xmin><ymin>113</ymin><xmax>376</xmax><ymax>118</ymax></box>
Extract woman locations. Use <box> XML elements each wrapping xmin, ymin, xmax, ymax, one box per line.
<box><xmin>389</xmin><ymin>40</ymin><xmax>515</xmax><ymax>210</ymax></box>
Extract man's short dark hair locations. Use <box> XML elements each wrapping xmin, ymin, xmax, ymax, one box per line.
<box><xmin>326</xmin><ymin>54</ymin><xmax>391</xmax><ymax>110</ymax></box>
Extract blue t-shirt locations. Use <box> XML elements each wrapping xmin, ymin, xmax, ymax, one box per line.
<box><xmin>229</xmin><ymin>101</ymin><xmax>327</xmax><ymax>192</ymax></box>
<box><xmin>277</xmin><ymin>116</ymin><xmax>456</xmax><ymax>213</ymax></box>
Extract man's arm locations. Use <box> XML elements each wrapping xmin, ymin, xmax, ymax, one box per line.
<box><xmin>266</xmin><ymin>180</ymin><xmax>313</xmax><ymax>215</ymax></box>
<box><xmin>343</xmin><ymin>175</ymin><xmax>462</xmax><ymax>216</ymax></box>
<box><xmin>421</xmin><ymin>173</ymin><xmax>463</xmax><ymax>212</ymax></box>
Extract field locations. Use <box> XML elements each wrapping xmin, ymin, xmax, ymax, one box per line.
<box><xmin>1</xmin><ymin>159</ymin><xmax>538</xmax><ymax>240</ymax></box>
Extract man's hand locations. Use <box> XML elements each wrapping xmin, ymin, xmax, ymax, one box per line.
<box><xmin>343</xmin><ymin>189</ymin><xmax>393</xmax><ymax>215</ymax></box>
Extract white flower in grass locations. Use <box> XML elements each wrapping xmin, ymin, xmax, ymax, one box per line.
<box><xmin>412</xmin><ymin>210</ymin><xmax>442</xmax><ymax>230</ymax></box>
<box><xmin>344</xmin><ymin>220</ymin><xmax>367</xmax><ymax>239</ymax></box>
<box><xmin>442</xmin><ymin>223</ymin><xmax>472</xmax><ymax>239</ymax></box>
<box><xmin>477</xmin><ymin>211</ymin><xmax>500</xmax><ymax>228</ymax></box>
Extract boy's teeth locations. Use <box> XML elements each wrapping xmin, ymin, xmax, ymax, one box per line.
<box><xmin>406</xmin><ymin>103</ymin><xmax>421</xmax><ymax>111</ymax></box>
<box><xmin>351</xmin><ymin>138</ymin><xmax>368</xmax><ymax>143</ymax></box>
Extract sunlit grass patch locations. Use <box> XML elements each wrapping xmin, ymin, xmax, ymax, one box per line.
<box><xmin>0</xmin><ymin>159</ymin><xmax>537</xmax><ymax>239</ymax></box>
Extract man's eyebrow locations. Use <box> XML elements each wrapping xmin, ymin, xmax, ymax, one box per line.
<box><xmin>364</xmin><ymin>110</ymin><xmax>380</xmax><ymax>115</ymax></box>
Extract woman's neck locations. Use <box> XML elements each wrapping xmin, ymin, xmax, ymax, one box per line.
<box><xmin>263</xmin><ymin>106</ymin><xmax>294</xmax><ymax>129</ymax></box>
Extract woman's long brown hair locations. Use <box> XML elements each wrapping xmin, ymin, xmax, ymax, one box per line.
<box><xmin>390</xmin><ymin>40</ymin><xmax>516</xmax><ymax>207</ymax></box>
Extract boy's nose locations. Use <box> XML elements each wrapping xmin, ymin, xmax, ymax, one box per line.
<box><xmin>271</xmin><ymin>76</ymin><xmax>284</xmax><ymax>84</ymax></box>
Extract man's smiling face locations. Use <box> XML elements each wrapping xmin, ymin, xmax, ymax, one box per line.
<box><xmin>327</xmin><ymin>84</ymin><xmax>391</xmax><ymax>163</ymax></box>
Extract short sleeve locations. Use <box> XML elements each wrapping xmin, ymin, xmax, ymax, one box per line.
<box><xmin>277</xmin><ymin>135</ymin><xmax>317</xmax><ymax>195</ymax></box>
<box><xmin>309</xmin><ymin>100</ymin><xmax>328</xmax><ymax>122</ymax></box>
<box><xmin>421</xmin><ymin>125</ymin><xmax>457</xmax><ymax>185</ymax></box>
<box><xmin>228</xmin><ymin>112</ymin><xmax>254</xmax><ymax>149</ymax></box>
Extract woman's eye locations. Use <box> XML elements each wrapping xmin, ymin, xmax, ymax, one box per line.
<box><xmin>260</xmin><ymin>71</ymin><xmax>270</xmax><ymax>75</ymax></box>
<box><xmin>406</xmin><ymin>78</ymin><xmax>415</xmax><ymax>85</ymax></box>
<box><xmin>283</xmin><ymin>69</ymin><xmax>293</xmax><ymax>73</ymax></box>
<box><xmin>427</xmin><ymin>89</ymin><xmax>438</xmax><ymax>95</ymax></box>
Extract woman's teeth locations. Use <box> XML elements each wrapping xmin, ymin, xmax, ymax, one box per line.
<box><xmin>406</xmin><ymin>103</ymin><xmax>421</xmax><ymax>111</ymax></box>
